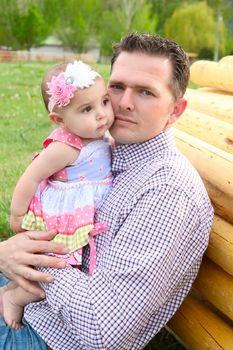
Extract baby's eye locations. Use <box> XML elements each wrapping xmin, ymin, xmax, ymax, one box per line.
<box><xmin>82</xmin><ymin>106</ymin><xmax>92</xmax><ymax>113</ymax></box>
<box><xmin>109</xmin><ymin>84</ymin><xmax>124</xmax><ymax>90</ymax></box>
<box><xmin>103</xmin><ymin>98</ymin><xmax>109</xmax><ymax>106</ymax></box>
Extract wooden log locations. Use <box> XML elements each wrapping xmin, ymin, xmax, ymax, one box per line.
<box><xmin>173</xmin><ymin>129</ymin><xmax>233</xmax><ymax>224</ymax></box>
<box><xmin>175</xmin><ymin>108</ymin><xmax>233</xmax><ymax>154</ymax></box>
<box><xmin>219</xmin><ymin>56</ymin><xmax>233</xmax><ymax>64</ymax></box>
<box><xmin>168</xmin><ymin>294</ymin><xmax>233</xmax><ymax>350</ymax></box>
<box><xmin>190</xmin><ymin>60</ymin><xmax>233</xmax><ymax>93</ymax></box>
<box><xmin>184</xmin><ymin>88</ymin><xmax>233</xmax><ymax>124</ymax></box>
<box><xmin>199</xmin><ymin>87</ymin><xmax>233</xmax><ymax>96</ymax></box>
<box><xmin>206</xmin><ymin>215</ymin><xmax>233</xmax><ymax>276</ymax></box>
<box><xmin>193</xmin><ymin>257</ymin><xmax>233</xmax><ymax>321</ymax></box>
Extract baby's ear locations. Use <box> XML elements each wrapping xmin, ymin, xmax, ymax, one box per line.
<box><xmin>49</xmin><ymin>112</ymin><xmax>64</xmax><ymax>126</ymax></box>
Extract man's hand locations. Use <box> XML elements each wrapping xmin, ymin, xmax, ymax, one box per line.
<box><xmin>0</xmin><ymin>230</ymin><xmax>67</xmax><ymax>297</ymax></box>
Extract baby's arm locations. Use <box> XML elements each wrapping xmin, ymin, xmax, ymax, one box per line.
<box><xmin>10</xmin><ymin>141</ymin><xmax>79</xmax><ymax>232</ymax></box>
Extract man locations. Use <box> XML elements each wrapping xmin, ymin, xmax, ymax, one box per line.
<box><xmin>0</xmin><ymin>33</ymin><xmax>213</xmax><ymax>349</ymax></box>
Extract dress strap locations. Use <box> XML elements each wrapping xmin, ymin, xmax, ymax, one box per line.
<box><xmin>43</xmin><ymin>127</ymin><xmax>84</xmax><ymax>150</ymax></box>
<box><xmin>89</xmin><ymin>222</ymin><xmax>109</xmax><ymax>274</ymax></box>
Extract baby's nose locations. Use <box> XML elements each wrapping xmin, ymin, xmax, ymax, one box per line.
<box><xmin>96</xmin><ymin>113</ymin><xmax>105</xmax><ymax>121</ymax></box>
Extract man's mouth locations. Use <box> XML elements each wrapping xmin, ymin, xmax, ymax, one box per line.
<box><xmin>115</xmin><ymin>116</ymin><xmax>136</xmax><ymax>124</ymax></box>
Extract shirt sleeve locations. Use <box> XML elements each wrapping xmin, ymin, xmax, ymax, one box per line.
<box><xmin>37</xmin><ymin>184</ymin><xmax>211</xmax><ymax>349</ymax></box>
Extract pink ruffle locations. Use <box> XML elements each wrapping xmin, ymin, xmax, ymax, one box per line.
<box><xmin>28</xmin><ymin>196</ymin><xmax>43</xmax><ymax>217</ymax></box>
<box><xmin>52</xmin><ymin>221</ymin><xmax>109</xmax><ymax>274</ymax></box>
<box><xmin>29</xmin><ymin>196</ymin><xmax>95</xmax><ymax>234</ymax></box>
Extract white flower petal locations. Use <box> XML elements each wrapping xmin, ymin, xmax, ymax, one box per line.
<box><xmin>64</xmin><ymin>61</ymin><xmax>100</xmax><ymax>89</ymax></box>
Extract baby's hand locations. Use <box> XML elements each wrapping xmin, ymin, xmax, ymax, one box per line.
<box><xmin>10</xmin><ymin>215</ymin><xmax>25</xmax><ymax>233</ymax></box>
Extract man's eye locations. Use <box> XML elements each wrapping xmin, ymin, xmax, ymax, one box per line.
<box><xmin>82</xmin><ymin>106</ymin><xmax>92</xmax><ymax>113</ymax></box>
<box><xmin>141</xmin><ymin>90</ymin><xmax>153</xmax><ymax>96</ymax></box>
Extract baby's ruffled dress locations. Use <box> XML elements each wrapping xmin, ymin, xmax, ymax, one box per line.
<box><xmin>22</xmin><ymin>128</ymin><xmax>112</xmax><ymax>273</ymax></box>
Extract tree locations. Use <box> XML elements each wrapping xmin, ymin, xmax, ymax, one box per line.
<box><xmin>97</xmin><ymin>0</ymin><xmax>157</xmax><ymax>56</ymax></box>
<box><xmin>164</xmin><ymin>2</ymin><xmax>226</xmax><ymax>57</ymax></box>
<box><xmin>148</xmin><ymin>0</ymin><xmax>203</xmax><ymax>35</ymax></box>
<box><xmin>0</xmin><ymin>0</ymin><xmax>51</xmax><ymax>50</ymax></box>
<box><xmin>53</xmin><ymin>0</ymin><xmax>101</xmax><ymax>52</ymax></box>
<box><xmin>148</xmin><ymin>0</ymin><xmax>183</xmax><ymax>35</ymax></box>
<box><xmin>118</xmin><ymin>0</ymin><xmax>148</xmax><ymax>34</ymax></box>
<box><xmin>206</xmin><ymin>0</ymin><xmax>232</xmax><ymax>59</ymax></box>
<box><xmin>126</xmin><ymin>1</ymin><xmax>157</xmax><ymax>34</ymax></box>
<box><xmin>207</xmin><ymin>0</ymin><xmax>232</xmax><ymax>19</ymax></box>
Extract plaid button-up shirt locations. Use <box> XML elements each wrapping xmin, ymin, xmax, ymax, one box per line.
<box><xmin>25</xmin><ymin>128</ymin><xmax>213</xmax><ymax>350</ymax></box>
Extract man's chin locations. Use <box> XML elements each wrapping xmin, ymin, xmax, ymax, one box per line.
<box><xmin>109</xmin><ymin>125</ymin><xmax>138</xmax><ymax>145</ymax></box>
<box><xmin>109</xmin><ymin>129</ymin><xmax>126</xmax><ymax>145</ymax></box>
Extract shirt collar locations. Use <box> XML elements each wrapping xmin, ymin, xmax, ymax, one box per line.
<box><xmin>112</xmin><ymin>128</ymin><xmax>175</xmax><ymax>174</ymax></box>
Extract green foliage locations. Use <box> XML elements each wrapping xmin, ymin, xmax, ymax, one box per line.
<box><xmin>164</xmin><ymin>1</ymin><xmax>226</xmax><ymax>55</ymax></box>
<box><xmin>206</xmin><ymin>0</ymin><xmax>232</xmax><ymax>19</ymax></box>
<box><xmin>0</xmin><ymin>0</ymin><xmax>16</xmax><ymax>47</ymax></box>
<box><xmin>131</xmin><ymin>2</ymin><xmax>158</xmax><ymax>34</ymax></box>
<box><xmin>97</xmin><ymin>9</ymin><xmax>125</xmax><ymax>56</ymax></box>
<box><xmin>0</xmin><ymin>0</ymin><xmax>50</xmax><ymax>50</ymax></box>
<box><xmin>0</xmin><ymin>0</ymin><xmax>232</xmax><ymax>60</ymax></box>
<box><xmin>198</xmin><ymin>47</ymin><xmax>214</xmax><ymax>59</ymax></box>
<box><xmin>97</xmin><ymin>0</ymin><xmax>157</xmax><ymax>56</ymax></box>
<box><xmin>0</xmin><ymin>61</ymin><xmax>51</xmax><ymax>237</ymax></box>
<box><xmin>148</xmin><ymin>0</ymin><xmax>184</xmax><ymax>35</ymax></box>
<box><xmin>52</xmin><ymin>0</ymin><xmax>101</xmax><ymax>52</ymax></box>
<box><xmin>12</xmin><ymin>4</ymin><xmax>49</xmax><ymax>50</ymax></box>
<box><xmin>225</xmin><ymin>37</ymin><xmax>233</xmax><ymax>55</ymax></box>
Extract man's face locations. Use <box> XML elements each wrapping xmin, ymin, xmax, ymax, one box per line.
<box><xmin>108</xmin><ymin>52</ymin><xmax>186</xmax><ymax>144</ymax></box>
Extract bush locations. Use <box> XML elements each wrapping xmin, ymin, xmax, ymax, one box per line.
<box><xmin>225</xmin><ymin>38</ymin><xmax>233</xmax><ymax>55</ymax></box>
<box><xmin>198</xmin><ymin>47</ymin><xmax>214</xmax><ymax>60</ymax></box>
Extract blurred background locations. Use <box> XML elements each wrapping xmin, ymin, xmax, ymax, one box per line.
<box><xmin>1</xmin><ymin>2</ymin><xmax>233</xmax><ymax>349</ymax></box>
<box><xmin>0</xmin><ymin>0</ymin><xmax>233</xmax><ymax>63</ymax></box>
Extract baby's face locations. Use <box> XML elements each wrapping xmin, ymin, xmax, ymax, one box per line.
<box><xmin>60</xmin><ymin>77</ymin><xmax>114</xmax><ymax>140</ymax></box>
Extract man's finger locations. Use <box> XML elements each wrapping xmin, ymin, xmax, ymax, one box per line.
<box><xmin>17</xmin><ymin>253</ymin><xmax>67</xmax><ymax>269</ymax></box>
<box><xmin>9</xmin><ymin>231</ymin><xmax>68</xmax><ymax>255</ymax></box>
<box><xmin>15</xmin><ymin>275</ymin><xmax>46</xmax><ymax>298</ymax></box>
<box><xmin>20</xmin><ymin>266</ymin><xmax>54</xmax><ymax>283</ymax></box>
<box><xmin>24</xmin><ymin>230</ymin><xmax>68</xmax><ymax>254</ymax></box>
<box><xmin>26</xmin><ymin>240</ymin><xmax>68</xmax><ymax>254</ymax></box>
<box><xmin>26</xmin><ymin>229</ymin><xmax>57</xmax><ymax>241</ymax></box>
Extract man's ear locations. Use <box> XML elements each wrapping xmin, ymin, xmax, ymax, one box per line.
<box><xmin>49</xmin><ymin>112</ymin><xmax>64</xmax><ymax>126</ymax></box>
<box><xmin>166</xmin><ymin>98</ymin><xmax>187</xmax><ymax>128</ymax></box>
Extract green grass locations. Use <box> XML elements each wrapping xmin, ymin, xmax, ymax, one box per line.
<box><xmin>0</xmin><ymin>61</ymin><xmax>110</xmax><ymax>239</ymax></box>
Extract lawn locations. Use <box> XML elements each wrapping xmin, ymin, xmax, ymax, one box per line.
<box><xmin>0</xmin><ymin>61</ymin><xmax>110</xmax><ymax>239</ymax></box>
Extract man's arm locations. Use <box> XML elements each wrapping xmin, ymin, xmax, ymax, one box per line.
<box><xmin>0</xmin><ymin>230</ymin><xmax>67</xmax><ymax>296</ymax></box>
<box><xmin>28</xmin><ymin>186</ymin><xmax>213</xmax><ymax>349</ymax></box>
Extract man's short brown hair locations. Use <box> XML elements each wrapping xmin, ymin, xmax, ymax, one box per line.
<box><xmin>111</xmin><ymin>33</ymin><xmax>190</xmax><ymax>100</ymax></box>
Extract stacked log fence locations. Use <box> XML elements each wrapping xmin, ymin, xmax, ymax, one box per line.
<box><xmin>168</xmin><ymin>56</ymin><xmax>233</xmax><ymax>349</ymax></box>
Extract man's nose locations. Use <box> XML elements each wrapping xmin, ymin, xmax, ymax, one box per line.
<box><xmin>119</xmin><ymin>89</ymin><xmax>134</xmax><ymax>111</ymax></box>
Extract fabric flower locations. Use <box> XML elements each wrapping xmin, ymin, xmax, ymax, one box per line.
<box><xmin>47</xmin><ymin>72</ymin><xmax>77</xmax><ymax>112</ymax></box>
<box><xmin>46</xmin><ymin>61</ymin><xmax>100</xmax><ymax>112</ymax></box>
<box><xmin>65</xmin><ymin>61</ymin><xmax>100</xmax><ymax>89</ymax></box>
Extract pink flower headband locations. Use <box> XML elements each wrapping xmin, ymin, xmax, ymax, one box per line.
<box><xmin>46</xmin><ymin>60</ymin><xmax>100</xmax><ymax>112</ymax></box>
